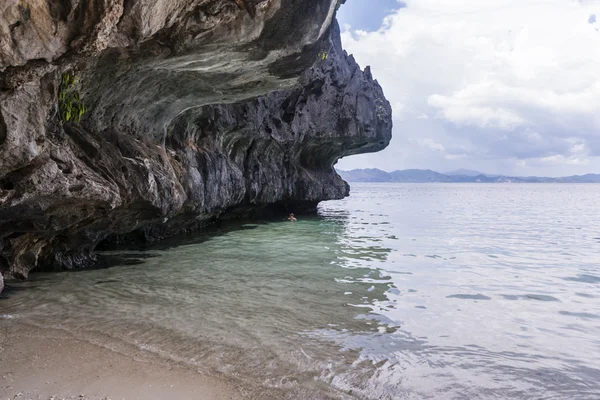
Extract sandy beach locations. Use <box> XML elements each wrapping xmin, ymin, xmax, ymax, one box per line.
<box><xmin>0</xmin><ymin>321</ymin><xmax>243</xmax><ymax>400</ymax></box>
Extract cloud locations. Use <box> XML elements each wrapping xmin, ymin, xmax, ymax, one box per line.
<box><xmin>428</xmin><ymin>90</ymin><xmax>526</xmax><ymax>130</ymax></box>
<box><xmin>336</xmin><ymin>0</ymin><xmax>600</xmax><ymax>176</ymax></box>
<box><xmin>525</xmin><ymin>154</ymin><xmax>590</xmax><ymax>167</ymax></box>
<box><xmin>418</xmin><ymin>138</ymin><xmax>446</xmax><ymax>152</ymax></box>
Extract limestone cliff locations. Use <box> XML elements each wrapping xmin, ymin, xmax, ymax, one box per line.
<box><xmin>0</xmin><ymin>0</ymin><xmax>392</xmax><ymax>289</ymax></box>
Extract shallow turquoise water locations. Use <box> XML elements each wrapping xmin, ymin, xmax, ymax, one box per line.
<box><xmin>2</xmin><ymin>183</ymin><xmax>600</xmax><ymax>399</ymax></box>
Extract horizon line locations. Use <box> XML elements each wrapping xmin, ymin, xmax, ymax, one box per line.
<box><xmin>335</xmin><ymin>167</ymin><xmax>600</xmax><ymax>179</ymax></box>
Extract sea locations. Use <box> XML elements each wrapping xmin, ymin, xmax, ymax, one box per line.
<box><xmin>2</xmin><ymin>183</ymin><xmax>600</xmax><ymax>399</ymax></box>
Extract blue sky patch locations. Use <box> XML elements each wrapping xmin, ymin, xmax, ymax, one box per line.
<box><xmin>337</xmin><ymin>0</ymin><xmax>405</xmax><ymax>31</ymax></box>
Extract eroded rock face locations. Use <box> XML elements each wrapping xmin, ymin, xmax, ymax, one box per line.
<box><xmin>0</xmin><ymin>0</ymin><xmax>392</xmax><ymax>288</ymax></box>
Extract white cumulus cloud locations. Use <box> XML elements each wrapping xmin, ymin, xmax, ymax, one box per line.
<box><xmin>337</xmin><ymin>0</ymin><xmax>600</xmax><ymax>176</ymax></box>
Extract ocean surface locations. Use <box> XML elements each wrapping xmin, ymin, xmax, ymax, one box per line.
<box><xmin>2</xmin><ymin>183</ymin><xmax>600</xmax><ymax>399</ymax></box>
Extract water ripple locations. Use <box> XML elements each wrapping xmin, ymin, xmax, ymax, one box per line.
<box><xmin>2</xmin><ymin>183</ymin><xmax>600</xmax><ymax>399</ymax></box>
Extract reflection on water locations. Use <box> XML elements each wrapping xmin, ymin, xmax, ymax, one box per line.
<box><xmin>2</xmin><ymin>183</ymin><xmax>600</xmax><ymax>399</ymax></box>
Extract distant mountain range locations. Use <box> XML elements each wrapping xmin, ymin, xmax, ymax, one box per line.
<box><xmin>337</xmin><ymin>168</ymin><xmax>600</xmax><ymax>183</ymax></box>
<box><xmin>444</xmin><ymin>169</ymin><xmax>497</xmax><ymax>177</ymax></box>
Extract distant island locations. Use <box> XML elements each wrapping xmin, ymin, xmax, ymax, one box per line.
<box><xmin>337</xmin><ymin>168</ymin><xmax>600</xmax><ymax>183</ymax></box>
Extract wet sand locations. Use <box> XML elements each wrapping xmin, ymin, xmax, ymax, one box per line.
<box><xmin>0</xmin><ymin>321</ymin><xmax>243</xmax><ymax>400</ymax></box>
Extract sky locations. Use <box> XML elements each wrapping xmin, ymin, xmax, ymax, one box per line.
<box><xmin>336</xmin><ymin>0</ymin><xmax>600</xmax><ymax>176</ymax></box>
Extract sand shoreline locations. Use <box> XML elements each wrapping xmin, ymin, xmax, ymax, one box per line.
<box><xmin>0</xmin><ymin>320</ymin><xmax>244</xmax><ymax>400</ymax></box>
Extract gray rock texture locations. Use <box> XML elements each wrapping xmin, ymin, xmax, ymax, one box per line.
<box><xmin>0</xmin><ymin>0</ymin><xmax>392</xmax><ymax>289</ymax></box>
